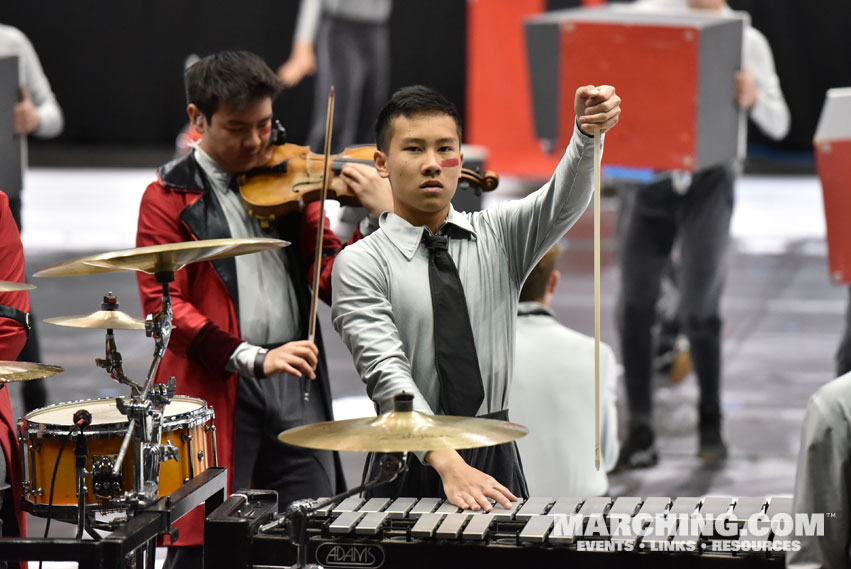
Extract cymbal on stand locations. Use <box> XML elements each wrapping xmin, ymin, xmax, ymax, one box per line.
<box><xmin>44</xmin><ymin>310</ymin><xmax>146</xmax><ymax>331</ymax></box>
<box><xmin>0</xmin><ymin>361</ymin><xmax>63</xmax><ymax>382</ymax></box>
<box><xmin>33</xmin><ymin>237</ymin><xmax>291</xmax><ymax>277</ymax></box>
<box><xmin>278</xmin><ymin>409</ymin><xmax>528</xmax><ymax>453</ymax></box>
<box><xmin>0</xmin><ymin>281</ymin><xmax>34</xmax><ymax>292</ymax></box>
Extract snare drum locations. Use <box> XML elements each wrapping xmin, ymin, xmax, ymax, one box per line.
<box><xmin>18</xmin><ymin>396</ymin><xmax>216</xmax><ymax>516</ymax></box>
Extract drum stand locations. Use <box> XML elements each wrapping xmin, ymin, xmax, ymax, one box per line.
<box><xmin>257</xmin><ymin>453</ymin><xmax>408</xmax><ymax>569</ymax></box>
<box><xmin>109</xmin><ymin>270</ymin><xmax>180</xmax><ymax>511</ymax></box>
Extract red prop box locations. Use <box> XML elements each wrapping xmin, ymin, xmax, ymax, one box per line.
<box><xmin>815</xmin><ymin>87</ymin><xmax>851</xmax><ymax>284</ymax></box>
<box><xmin>531</xmin><ymin>6</ymin><xmax>747</xmax><ymax>172</ymax></box>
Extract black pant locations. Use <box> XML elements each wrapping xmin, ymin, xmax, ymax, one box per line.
<box><xmin>617</xmin><ymin>165</ymin><xmax>735</xmax><ymax>426</ymax></box>
<box><xmin>231</xmin><ymin>372</ymin><xmax>337</xmax><ymax>512</ymax></box>
<box><xmin>364</xmin><ymin>409</ymin><xmax>529</xmax><ymax>501</ymax></box>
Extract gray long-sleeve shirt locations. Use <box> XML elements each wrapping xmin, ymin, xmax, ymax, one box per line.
<box><xmin>788</xmin><ymin>373</ymin><xmax>851</xmax><ymax>569</ymax></box>
<box><xmin>331</xmin><ymin>123</ymin><xmax>597</xmax><ymax>417</ymax></box>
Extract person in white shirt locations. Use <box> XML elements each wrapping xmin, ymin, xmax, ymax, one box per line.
<box><xmin>511</xmin><ymin>245</ymin><xmax>619</xmax><ymax>497</ymax></box>
<box><xmin>614</xmin><ymin>0</ymin><xmax>790</xmax><ymax>470</ymax></box>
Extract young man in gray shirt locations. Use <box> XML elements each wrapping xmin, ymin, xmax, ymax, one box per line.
<box><xmin>332</xmin><ymin>84</ymin><xmax>620</xmax><ymax>511</ymax></box>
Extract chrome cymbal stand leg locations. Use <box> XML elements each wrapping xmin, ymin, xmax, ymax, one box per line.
<box><xmin>113</xmin><ymin>271</ymin><xmax>177</xmax><ymax>507</ymax></box>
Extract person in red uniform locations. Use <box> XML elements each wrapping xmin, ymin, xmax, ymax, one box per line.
<box><xmin>0</xmin><ymin>190</ymin><xmax>31</xmax><ymax>553</ymax></box>
<box><xmin>135</xmin><ymin>51</ymin><xmax>391</xmax><ymax>569</ymax></box>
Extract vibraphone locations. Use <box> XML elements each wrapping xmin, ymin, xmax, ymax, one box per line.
<box><xmin>204</xmin><ymin>490</ymin><xmax>792</xmax><ymax>569</ymax></box>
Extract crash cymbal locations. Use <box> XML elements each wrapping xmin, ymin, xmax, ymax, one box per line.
<box><xmin>33</xmin><ymin>237</ymin><xmax>290</xmax><ymax>277</ymax></box>
<box><xmin>278</xmin><ymin>409</ymin><xmax>528</xmax><ymax>453</ymax></box>
<box><xmin>0</xmin><ymin>281</ymin><xmax>34</xmax><ymax>292</ymax></box>
<box><xmin>0</xmin><ymin>361</ymin><xmax>63</xmax><ymax>383</ymax></box>
<box><xmin>44</xmin><ymin>310</ymin><xmax>146</xmax><ymax>331</ymax></box>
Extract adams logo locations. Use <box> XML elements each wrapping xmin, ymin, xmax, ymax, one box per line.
<box><xmin>316</xmin><ymin>542</ymin><xmax>385</xmax><ymax>568</ymax></box>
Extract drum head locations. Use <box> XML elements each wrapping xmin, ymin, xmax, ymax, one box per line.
<box><xmin>26</xmin><ymin>398</ymin><xmax>122</xmax><ymax>426</ymax></box>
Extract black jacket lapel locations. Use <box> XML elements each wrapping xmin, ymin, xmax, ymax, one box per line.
<box><xmin>160</xmin><ymin>153</ymin><xmax>240</xmax><ymax>312</ymax></box>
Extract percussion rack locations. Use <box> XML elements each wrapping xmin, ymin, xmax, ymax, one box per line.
<box><xmin>0</xmin><ymin>467</ymin><xmax>226</xmax><ymax>569</ymax></box>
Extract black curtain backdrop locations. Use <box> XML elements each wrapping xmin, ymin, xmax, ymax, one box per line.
<box><xmin>0</xmin><ymin>1</ymin><xmax>466</xmax><ymax>149</ymax></box>
<box><xmin>1</xmin><ymin>1</ymin><xmax>848</xmax><ymax>154</ymax></box>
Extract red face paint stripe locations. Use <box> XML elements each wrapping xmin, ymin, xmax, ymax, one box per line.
<box><xmin>260</xmin><ymin>124</ymin><xmax>272</xmax><ymax>135</ymax></box>
<box><xmin>441</xmin><ymin>158</ymin><xmax>459</xmax><ymax>168</ymax></box>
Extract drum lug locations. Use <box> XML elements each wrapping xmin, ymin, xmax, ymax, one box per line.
<box><xmin>160</xmin><ymin>441</ymin><xmax>180</xmax><ymax>463</ymax></box>
<box><xmin>197</xmin><ymin>449</ymin><xmax>204</xmax><ymax>462</ymax></box>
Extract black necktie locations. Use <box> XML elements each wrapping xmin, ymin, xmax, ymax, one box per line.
<box><xmin>422</xmin><ymin>231</ymin><xmax>485</xmax><ymax>417</ymax></box>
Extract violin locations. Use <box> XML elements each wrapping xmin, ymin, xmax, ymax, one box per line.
<box><xmin>238</xmin><ymin>142</ymin><xmax>499</xmax><ymax>229</ymax></box>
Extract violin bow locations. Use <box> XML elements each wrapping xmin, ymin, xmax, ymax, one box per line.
<box><xmin>593</xmin><ymin>125</ymin><xmax>602</xmax><ymax>471</ymax></box>
<box><xmin>304</xmin><ymin>86</ymin><xmax>335</xmax><ymax>403</ymax></box>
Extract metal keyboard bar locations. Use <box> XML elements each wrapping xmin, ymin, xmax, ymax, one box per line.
<box><xmin>329</xmin><ymin>510</ymin><xmax>366</xmax><ymax>535</ymax></box>
<box><xmin>767</xmin><ymin>497</ymin><xmax>794</xmax><ymax>548</ymax></box>
<box><xmin>607</xmin><ymin>497</ymin><xmax>641</xmax><ymax>544</ymax></box>
<box><xmin>435</xmin><ymin>501</ymin><xmax>461</xmax><ymax>515</ymax></box>
<box><xmin>331</xmin><ymin>496</ymin><xmax>364</xmax><ymax>515</ymax></box>
<box><xmin>578</xmin><ymin>496</ymin><xmax>611</xmax><ymax>534</ymax></box>
<box><xmin>730</xmin><ymin>497</ymin><xmax>770</xmax><ymax>549</ymax></box>
<box><xmin>668</xmin><ymin>497</ymin><xmax>730</xmax><ymax>548</ymax></box>
<box><xmin>642</xmin><ymin>497</ymin><xmax>692</xmax><ymax>549</ymax></box>
<box><xmin>384</xmin><ymin>497</ymin><xmax>417</xmax><ymax>519</ymax></box>
<box><xmin>409</xmin><ymin>497</ymin><xmax>441</xmax><ymax>518</ymax></box>
<box><xmin>516</xmin><ymin>497</ymin><xmax>552</xmax><ymax>521</ymax></box>
<box><xmin>462</xmin><ymin>512</ymin><xmax>497</xmax><ymax>541</ymax></box>
<box><xmin>549</xmin><ymin>497</ymin><xmax>583</xmax><ymax>516</ymax></box>
<box><xmin>313</xmin><ymin>497</ymin><xmax>332</xmax><ymax>518</ymax></box>
<box><xmin>411</xmin><ymin>512</ymin><xmax>446</xmax><ymax>538</ymax></box>
<box><xmin>491</xmin><ymin>498</ymin><xmax>524</xmax><ymax>520</ymax></box>
<box><xmin>355</xmin><ymin>511</ymin><xmax>389</xmax><ymax>535</ymax></box>
<box><xmin>436</xmin><ymin>512</ymin><xmax>473</xmax><ymax>539</ymax></box>
<box><xmin>359</xmin><ymin>497</ymin><xmax>391</xmax><ymax>513</ymax></box>
<box><xmin>619</xmin><ymin>496</ymin><xmax>670</xmax><ymax>548</ymax></box>
<box><xmin>519</xmin><ymin>514</ymin><xmax>555</xmax><ymax>544</ymax></box>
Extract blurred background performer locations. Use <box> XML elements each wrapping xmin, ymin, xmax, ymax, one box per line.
<box><xmin>511</xmin><ymin>245</ymin><xmax>619</xmax><ymax>497</ymax></box>
<box><xmin>0</xmin><ymin>21</ymin><xmax>63</xmax><ymax>414</ymax></box>
<box><xmin>614</xmin><ymin>0</ymin><xmax>790</xmax><ymax>470</ymax></box>
<box><xmin>278</xmin><ymin>0</ymin><xmax>393</xmax><ymax>153</ymax></box>
<box><xmin>0</xmin><ymin>191</ymin><xmax>31</xmax><ymax>555</ymax></box>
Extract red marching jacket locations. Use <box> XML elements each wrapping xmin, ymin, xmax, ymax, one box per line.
<box><xmin>0</xmin><ymin>191</ymin><xmax>30</xmax><ymax>541</ymax></box>
<box><xmin>135</xmin><ymin>153</ymin><xmax>353</xmax><ymax>547</ymax></box>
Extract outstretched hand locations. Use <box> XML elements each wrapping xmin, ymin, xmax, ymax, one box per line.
<box><xmin>574</xmin><ymin>85</ymin><xmax>621</xmax><ymax>135</ymax></box>
<box><xmin>426</xmin><ymin>449</ymin><xmax>517</xmax><ymax>512</ymax></box>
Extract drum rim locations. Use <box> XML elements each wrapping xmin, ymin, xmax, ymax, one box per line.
<box><xmin>19</xmin><ymin>395</ymin><xmax>213</xmax><ymax>439</ymax></box>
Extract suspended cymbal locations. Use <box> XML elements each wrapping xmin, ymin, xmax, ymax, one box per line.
<box><xmin>44</xmin><ymin>310</ymin><xmax>146</xmax><ymax>331</ymax></box>
<box><xmin>0</xmin><ymin>361</ymin><xmax>63</xmax><ymax>383</ymax></box>
<box><xmin>0</xmin><ymin>281</ymin><xmax>34</xmax><ymax>292</ymax></box>
<box><xmin>33</xmin><ymin>237</ymin><xmax>290</xmax><ymax>277</ymax></box>
<box><xmin>278</xmin><ymin>409</ymin><xmax>528</xmax><ymax>453</ymax></box>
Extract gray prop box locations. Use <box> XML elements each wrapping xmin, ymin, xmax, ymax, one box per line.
<box><xmin>525</xmin><ymin>6</ymin><xmax>746</xmax><ymax>171</ymax></box>
<box><xmin>0</xmin><ymin>56</ymin><xmax>22</xmax><ymax>195</ymax></box>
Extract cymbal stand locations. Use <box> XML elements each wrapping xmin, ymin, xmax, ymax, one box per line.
<box><xmin>95</xmin><ymin>293</ymin><xmax>144</xmax><ymax>393</ymax></box>
<box><xmin>112</xmin><ymin>271</ymin><xmax>178</xmax><ymax>507</ymax></box>
<box><xmin>258</xmin><ymin>452</ymin><xmax>408</xmax><ymax>569</ymax></box>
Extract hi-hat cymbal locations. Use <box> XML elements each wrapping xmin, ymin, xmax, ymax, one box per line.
<box><xmin>44</xmin><ymin>310</ymin><xmax>146</xmax><ymax>331</ymax></box>
<box><xmin>0</xmin><ymin>281</ymin><xmax>34</xmax><ymax>292</ymax></box>
<box><xmin>33</xmin><ymin>237</ymin><xmax>290</xmax><ymax>277</ymax></box>
<box><xmin>278</xmin><ymin>409</ymin><xmax>528</xmax><ymax>453</ymax></box>
<box><xmin>0</xmin><ymin>361</ymin><xmax>63</xmax><ymax>383</ymax></box>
